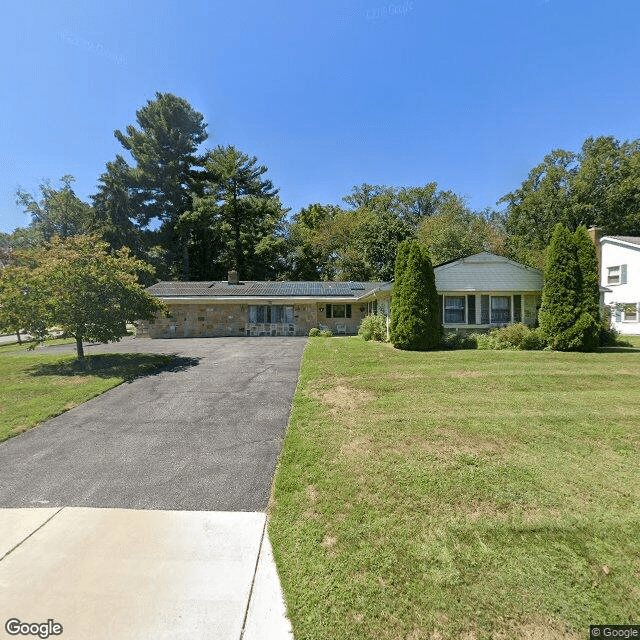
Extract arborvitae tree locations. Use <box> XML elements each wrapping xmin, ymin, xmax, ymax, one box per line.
<box><xmin>539</xmin><ymin>223</ymin><xmax>598</xmax><ymax>351</ymax></box>
<box><xmin>389</xmin><ymin>240</ymin><xmax>411</xmax><ymax>342</ymax></box>
<box><xmin>573</xmin><ymin>225</ymin><xmax>601</xmax><ymax>323</ymax></box>
<box><xmin>390</xmin><ymin>241</ymin><xmax>442</xmax><ymax>350</ymax></box>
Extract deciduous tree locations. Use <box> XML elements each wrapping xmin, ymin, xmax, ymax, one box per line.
<box><xmin>418</xmin><ymin>195</ymin><xmax>507</xmax><ymax>265</ymax></box>
<box><xmin>16</xmin><ymin>175</ymin><xmax>100</xmax><ymax>242</ymax></box>
<box><xmin>12</xmin><ymin>236</ymin><xmax>166</xmax><ymax>365</ymax></box>
<box><xmin>500</xmin><ymin>136</ymin><xmax>640</xmax><ymax>267</ymax></box>
<box><xmin>0</xmin><ymin>264</ymin><xmax>47</xmax><ymax>344</ymax></box>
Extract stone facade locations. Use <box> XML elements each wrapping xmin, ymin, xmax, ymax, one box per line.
<box><xmin>137</xmin><ymin>301</ymin><xmax>370</xmax><ymax>338</ymax></box>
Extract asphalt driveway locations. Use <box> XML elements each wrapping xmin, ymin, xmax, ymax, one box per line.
<box><xmin>0</xmin><ymin>337</ymin><xmax>307</xmax><ymax>511</ymax></box>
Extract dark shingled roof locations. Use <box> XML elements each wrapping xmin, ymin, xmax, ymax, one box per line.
<box><xmin>609</xmin><ymin>235</ymin><xmax>640</xmax><ymax>246</ymax></box>
<box><xmin>146</xmin><ymin>280</ymin><xmax>386</xmax><ymax>298</ymax></box>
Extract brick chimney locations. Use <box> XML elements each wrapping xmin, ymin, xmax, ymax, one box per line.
<box><xmin>587</xmin><ymin>227</ymin><xmax>603</xmax><ymax>281</ymax></box>
<box><xmin>228</xmin><ymin>270</ymin><xmax>239</xmax><ymax>285</ymax></box>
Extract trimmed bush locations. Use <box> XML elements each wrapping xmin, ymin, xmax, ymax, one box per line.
<box><xmin>309</xmin><ymin>327</ymin><xmax>321</xmax><ymax>337</ymax></box>
<box><xmin>358</xmin><ymin>314</ymin><xmax>387</xmax><ymax>342</ymax></box>
<box><xmin>475</xmin><ymin>324</ymin><xmax>546</xmax><ymax>350</ymax></box>
<box><xmin>553</xmin><ymin>311</ymin><xmax>599</xmax><ymax>352</ymax></box>
<box><xmin>390</xmin><ymin>241</ymin><xmax>443</xmax><ymax>350</ymax></box>
<box><xmin>440</xmin><ymin>332</ymin><xmax>478</xmax><ymax>350</ymax></box>
<box><xmin>319</xmin><ymin>329</ymin><xmax>333</xmax><ymax>337</ymax></box>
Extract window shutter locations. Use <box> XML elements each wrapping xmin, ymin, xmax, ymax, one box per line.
<box><xmin>438</xmin><ymin>295</ymin><xmax>443</xmax><ymax>323</ymax></box>
<box><xmin>614</xmin><ymin>306</ymin><xmax>622</xmax><ymax>322</ymax></box>
<box><xmin>346</xmin><ymin>304</ymin><xmax>352</xmax><ymax>318</ymax></box>
<box><xmin>326</xmin><ymin>304</ymin><xmax>332</xmax><ymax>318</ymax></box>
<box><xmin>467</xmin><ymin>295</ymin><xmax>476</xmax><ymax>324</ymax></box>
<box><xmin>514</xmin><ymin>295</ymin><xmax>522</xmax><ymax>323</ymax></box>
<box><xmin>621</xmin><ymin>264</ymin><xmax>627</xmax><ymax>284</ymax></box>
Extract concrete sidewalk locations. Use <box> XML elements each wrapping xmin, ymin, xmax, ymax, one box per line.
<box><xmin>0</xmin><ymin>508</ymin><xmax>292</xmax><ymax>639</ymax></box>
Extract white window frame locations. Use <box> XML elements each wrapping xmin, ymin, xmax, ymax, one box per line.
<box><xmin>622</xmin><ymin>303</ymin><xmax>638</xmax><ymax>322</ymax></box>
<box><xmin>444</xmin><ymin>295</ymin><xmax>466</xmax><ymax>324</ymax></box>
<box><xmin>607</xmin><ymin>266</ymin><xmax>620</xmax><ymax>285</ymax></box>
<box><xmin>490</xmin><ymin>296</ymin><xmax>511</xmax><ymax>325</ymax></box>
<box><xmin>442</xmin><ymin>293</ymin><xmax>521</xmax><ymax>326</ymax></box>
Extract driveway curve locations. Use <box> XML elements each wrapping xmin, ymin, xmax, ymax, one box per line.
<box><xmin>0</xmin><ymin>337</ymin><xmax>307</xmax><ymax>511</ymax></box>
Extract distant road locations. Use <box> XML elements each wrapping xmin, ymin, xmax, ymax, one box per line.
<box><xmin>0</xmin><ymin>333</ymin><xmax>27</xmax><ymax>345</ymax></box>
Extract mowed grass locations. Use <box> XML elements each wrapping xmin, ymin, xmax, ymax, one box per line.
<box><xmin>624</xmin><ymin>334</ymin><xmax>640</xmax><ymax>348</ymax></box>
<box><xmin>269</xmin><ymin>338</ymin><xmax>640</xmax><ymax>640</ymax></box>
<box><xmin>0</xmin><ymin>342</ymin><xmax>175</xmax><ymax>443</ymax></box>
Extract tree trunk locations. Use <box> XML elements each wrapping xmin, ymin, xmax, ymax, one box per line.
<box><xmin>232</xmin><ymin>197</ymin><xmax>243</xmax><ymax>277</ymax></box>
<box><xmin>75</xmin><ymin>335</ymin><xmax>85</xmax><ymax>367</ymax></box>
<box><xmin>16</xmin><ymin>330</ymin><xmax>22</xmax><ymax>345</ymax></box>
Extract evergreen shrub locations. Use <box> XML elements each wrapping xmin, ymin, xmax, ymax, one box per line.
<box><xmin>475</xmin><ymin>324</ymin><xmax>546</xmax><ymax>350</ymax></box>
<box><xmin>390</xmin><ymin>242</ymin><xmax>443</xmax><ymax>350</ymax></box>
<box><xmin>358</xmin><ymin>315</ymin><xmax>387</xmax><ymax>342</ymax></box>
<box><xmin>539</xmin><ymin>223</ymin><xmax>598</xmax><ymax>351</ymax></box>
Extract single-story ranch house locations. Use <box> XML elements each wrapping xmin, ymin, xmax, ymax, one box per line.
<box><xmin>138</xmin><ymin>253</ymin><xmax>543</xmax><ymax>338</ymax></box>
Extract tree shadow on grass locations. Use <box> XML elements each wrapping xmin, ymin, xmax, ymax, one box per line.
<box><xmin>28</xmin><ymin>353</ymin><xmax>202</xmax><ymax>382</ymax></box>
<box><xmin>598</xmin><ymin>346</ymin><xmax>640</xmax><ymax>353</ymax></box>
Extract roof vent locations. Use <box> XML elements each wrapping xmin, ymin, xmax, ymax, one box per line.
<box><xmin>228</xmin><ymin>270</ymin><xmax>239</xmax><ymax>285</ymax></box>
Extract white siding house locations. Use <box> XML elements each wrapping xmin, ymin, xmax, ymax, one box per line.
<box><xmin>434</xmin><ymin>253</ymin><xmax>543</xmax><ymax>330</ymax></box>
<box><xmin>599</xmin><ymin>236</ymin><xmax>640</xmax><ymax>335</ymax></box>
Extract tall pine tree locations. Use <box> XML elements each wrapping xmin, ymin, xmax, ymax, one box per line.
<box><xmin>94</xmin><ymin>92</ymin><xmax>207</xmax><ymax>279</ymax></box>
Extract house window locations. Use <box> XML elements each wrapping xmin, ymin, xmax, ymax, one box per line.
<box><xmin>608</xmin><ymin>266</ymin><xmax>620</xmax><ymax>285</ymax></box>
<box><xmin>444</xmin><ymin>296</ymin><xmax>465</xmax><ymax>323</ymax></box>
<box><xmin>326</xmin><ymin>304</ymin><xmax>351</xmax><ymax>318</ymax></box>
<box><xmin>248</xmin><ymin>305</ymin><xmax>294</xmax><ymax>323</ymax></box>
<box><xmin>623</xmin><ymin>303</ymin><xmax>638</xmax><ymax>322</ymax></box>
<box><xmin>608</xmin><ymin>265</ymin><xmax>627</xmax><ymax>285</ymax></box>
<box><xmin>491</xmin><ymin>296</ymin><xmax>511</xmax><ymax>324</ymax></box>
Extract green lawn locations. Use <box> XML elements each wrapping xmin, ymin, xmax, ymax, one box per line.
<box><xmin>269</xmin><ymin>338</ymin><xmax>640</xmax><ymax>640</ymax></box>
<box><xmin>0</xmin><ymin>342</ymin><xmax>175</xmax><ymax>443</ymax></box>
<box><xmin>623</xmin><ymin>334</ymin><xmax>640</xmax><ymax>348</ymax></box>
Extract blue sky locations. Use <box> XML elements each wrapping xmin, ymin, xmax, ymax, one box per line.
<box><xmin>1</xmin><ymin>0</ymin><xmax>639</xmax><ymax>232</ymax></box>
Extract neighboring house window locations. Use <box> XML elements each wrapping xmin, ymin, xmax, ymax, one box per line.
<box><xmin>444</xmin><ymin>296</ymin><xmax>465</xmax><ymax>323</ymax></box>
<box><xmin>248</xmin><ymin>305</ymin><xmax>294</xmax><ymax>323</ymax></box>
<box><xmin>623</xmin><ymin>303</ymin><xmax>638</xmax><ymax>322</ymax></box>
<box><xmin>491</xmin><ymin>296</ymin><xmax>511</xmax><ymax>323</ymax></box>
<box><xmin>326</xmin><ymin>304</ymin><xmax>352</xmax><ymax>318</ymax></box>
<box><xmin>608</xmin><ymin>265</ymin><xmax>627</xmax><ymax>285</ymax></box>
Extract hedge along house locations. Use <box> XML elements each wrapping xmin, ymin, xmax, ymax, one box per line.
<box><xmin>137</xmin><ymin>271</ymin><xmax>390</xmax><ymax>338</ymax></box>
<box><xmin>434</xmin><ymin>253</ymin><xmax>544</xmax><ymax>331</ymax></box>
